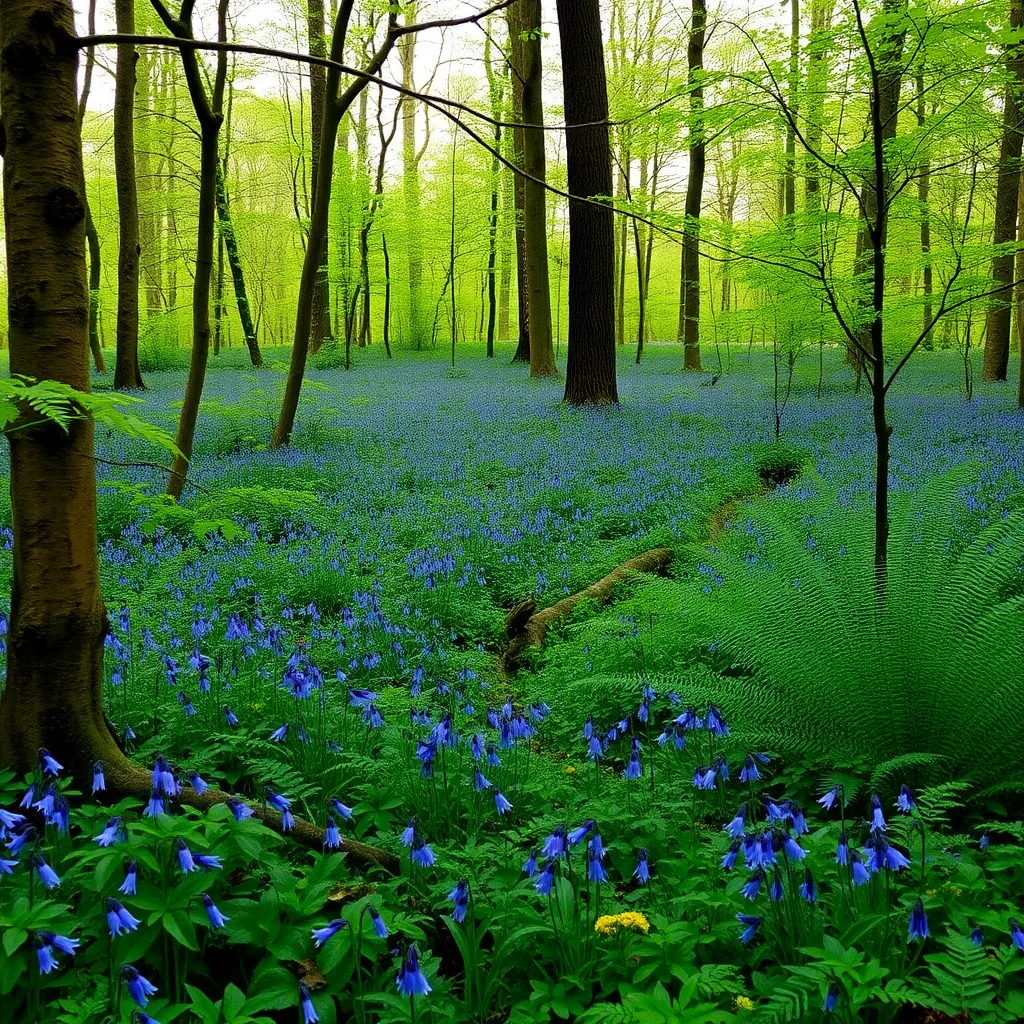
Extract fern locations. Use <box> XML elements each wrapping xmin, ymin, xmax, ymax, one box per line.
<box><xmin>898</xmin><ymin>932</ymin><xmax>1001</xmax><ymax>1023</ymax></box>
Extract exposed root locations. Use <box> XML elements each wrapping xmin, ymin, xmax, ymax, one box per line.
<box><xmin>502</xmin><ymin>547</ymin><xmax>674</xmax><ymax>671</ymax></box>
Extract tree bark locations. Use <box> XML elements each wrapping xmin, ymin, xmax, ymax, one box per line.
<box><xmin>505</xmin><ymin>2</ymin><xmax>530</xmax><ymax>362</ymax></box>
<box><xmin>484</xmin><ymin>28</ymin><xmax>503</xmax><ymax>358</ymax></box>
<box><xmin>520</xmin><ymin>0</ymin><xmax>556</xmax><ymax>376</ymax></box>
<box><xmin>557</xmin><ymin>0</ymin><xmax>618</xmax><ymax>404</ymax></box>
<box><xmin>112</xmin><ymin>0</ymin><xmax>145</xmax><ymax>390</ymax></box>
<box><xmin>136</xmin><ymin>46</ymin><xmax>162</xmax><ymax>320</ymax></box>
<box><xmin>399</xmin><ymin>2</ymin><xmax>425</xmax><ymax>349</ymax></box>
<box><xmin>784</xmin><ymin>0</ymin><xmax>799</xmax><ymax>219</ymax></box>
<box><xmin>308</xmin><ymin>0</ymin><xmax>331</xmax><ymax>353</ymax></box>
<box><xmin>984</xmin><ymin>0</ymin><xmax>1024</xmax><ymax>382</ymax></box>
<box><xmin>916</xmin><ymin>73</ymin><xmax>933</xmax><ymax>345</ymax></box>
<box><xmin>678</xmin><ymin>0</ymin><xmax>706</xmax><ymax>371</ymax></box>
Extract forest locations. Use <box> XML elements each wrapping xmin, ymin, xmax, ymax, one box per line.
<box><xmin>1</xmin><ymin>0</ymin><xmax>1024</xmax><ymax>1021</ymax></box>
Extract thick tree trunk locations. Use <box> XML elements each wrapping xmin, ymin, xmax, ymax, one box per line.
<box><xmin>520</xmin><ymin>0</ymin><xmax>556</xmax><ymax>376</ymax></box>
<box><xmin>506</xmin><ymin>3</ymin><xmax>530</xmax><ymax>362</ymax></box>
<box><xmin>85</xmin><ymin>208</ymin><xmax>107</xmax><ymax>373</ymax></box>
<box><xmin>557</xmin><ymin>0</ymin><xmax>618</xmax><ymax>404</ymax></box>
<box><xmin>308</xmin><ymin>0</ymin><xmax>331</xmax><ymax>353</ymax></box>
<box><xmin>113</xmin><ymin>0</ymin><xmax>145</xmax><ymax>390</ymax></box>
<box><xmin>678</xmin><ymin>0</ymin><xmax>706</xmax><ymax>371</ymax></box>
<box><xmin>215</xmin><ymin>164</ymin><xmax>263</xmax><ymax>366</ymax></box>
<box><xmin>984</xmin><ymin>0</ymin><xmax>1024</xmax><ymax>382</ymax></box>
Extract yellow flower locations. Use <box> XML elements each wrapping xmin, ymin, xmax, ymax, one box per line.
<box><xmin>733</xmin><ymin>996</ymin><xmax>754</xmax><ymax>1012</ymax></box>
<box><xmin>566</xmin><ymin>767</ymin><xmax>577</xmax><ymax>775</ymax></box>
<box><xmin>594</xmin><ymin>911</ymin><xmax>650</xmax><ymax>937</ymax></box>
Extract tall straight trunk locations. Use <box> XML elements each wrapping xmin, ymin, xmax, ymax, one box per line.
<box><xmin>484</xmin><ymin>29</ymin><xmax>503</xmax><ymax>358</ymax></box>
<box><xmin>784</xmin><ymin>0</ymin><xmax>799</xmax><ymax>218</ymax></box>
<box><xmin>520</xmin><ymin>0</ymin><xmax>556</xmax><ymax>376</ymax></box>
<box><xmin>160</xmin><ymin>0</ymin><xmax>227</xmax><ymax>501</ymax></box>
<box><xmin>804</xmin><ymin>0</ymin><xmax>833</xmax><ymax>211</ymax></box>
<box><xmin>399</xmin><ymin>3</ymin><xmax>425</xmax><ymax>348</ymax></box>
<box><xmin>214</xmin><ymin>230</ymin><xmax>225</xmax><ymax>355</ymax></box>
<box><xmin>679</xmin><ymin>0</ymin><xmax>706</xmax><ymax>371</ymax></box>
<box><xmin>356</xmin><ymin>83</ymin><xmax>371</xmax><ymax>348</ymax></box>
<box><xmin>308</xmin><ymin>0</ymin><xmax>331</xmax><ymax>352</ymax></box>
<box><xmin>275</xmin><ymin>3</ymin><xmax>396</xmax><ymax>445</ymax></box>
<box><xmin>557</xmin><ymin>0</ymin><xmax>618</xmax><ymax>404</ymax></box>
<box><xmin>916</xmin><ymin>73</ymin><xmax>933</xmax><ymax>344</ymax></box>
<box><xmin>506</xmin><ymin>2</ymin><xmax>530</xmax><ymax>362</ymax></box>
<box><xmin>382</xmin><ymin>231</ymin><xmax>393</xmax><ymax>357</ymax></box>
<box><xmin>164</xmin><ymin>52</ymin><xmax>179</xmax><ymax>336</ymax></box>
<box><xmin>215</xmin><ymin>164</ymin><xmax>264</xmax><ymax>366</ymax></box>
<box><xmin>113</xmin><ymin>0</ymin><xmax>144</xmax><ymax>389</ymax></box>
<box><xmin>136</xmin><ymin>47</ymin><xmax>161</xmax><ymax>319</ymax></box>
<box><xmin>984</xmin><ymin>0</ymin><xmax>1024</xmax><ymax>382</ymax></box>
<box><xmin>616</xmin><ymin>154</ymin><xmax>629</xmax><ymax>344</ymax></box>
<box><xmin>0</xmin><ymin>0</ymin><xmax>132</xmax><ymax>780</ymax></box>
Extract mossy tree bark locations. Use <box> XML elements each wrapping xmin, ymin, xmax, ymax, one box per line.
<box><xmin>556</xmin><ymin>0</ymin><xmax>618</xmax><ymax>405</ymax></box>
<box><xmin>308</xmin><ymin>0</ymin><xmax>331</xmax><ymax>354</ymax></box>
<box><xmin>112</xmin><ymin>0</ymin><xmax>145</xmax><ymax>390</ymax></box>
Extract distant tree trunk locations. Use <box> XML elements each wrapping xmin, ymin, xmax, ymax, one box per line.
<box><xmin>113</xmin><ymin>0</ymin><xmax>145</xmax><ymax>390</ymax></box>
<box><xmin>678</xmin><ymin>0</ymin><xmax>706</xmax><ymax>371</ymax></box>
<box><xmin>308</xmin><ymin>0</ymin><xmax>331</xmax><ymax>353</ymax></box>
<box><xmin>804</xmin><ymin>0</ymin><xmax>833</xmax><ymax>212</ymax></box>
<box><xmin>356</xmin><ymin>83</ymin><xmax>371</xmax><ymax>348</ymax></box>
<box><xmin>506</xmin><ymin>1</ymin><xmax>530</xmax><ymax>362</ymax></box>
<box><xmin>215</xmin><ymin>165</ymin><xmax>263</xmax><ymax>366</ymax></box>
<box><xmin>984</xmin><ymin>0</ymin><xmax>1024</xmax><ymax>382</ymax></box>
<box><xmin>400</xmin><ymin>3</ymin><xmax>425</xmax><ymax>348</ymax></box>
<box><xmin>916</xmin><ymin>73</ymin><xmax>933</xmax><ymax>345</ymax></box>
<box><xmin>520</xmin><ymin>0</ymin><xmax>557</xmax><ymax>376</ymax></box>
<box><xmin>0</xmin><ymin>0</ymin><xmax>134</xmax><ymax>781</ymax></box>
<box><xmin>557</xmin><ymin>0</ymin><xmax>618</xmax><ymax>404</ymax></box>
<box><xmin>136</xmin><ymin>48</ymin><xmax>161</xmax><ymax>320</ymax></box>
<box><xmin>784</xmin><ymin>0</ymin><xmax>799</xmax><ymax>219</ymax></box>
<box><xmin>275</xmin><ymin>3</ymin><xmax>397</xmax><ymax>446</ymax></box>
<box><xmin>484</xmin><ymin>29</ymin><xmax>503</xmax><ymax>358</ymax></box>
<box><xmin>616</xmin><ymin>153</ymin><xmax>629</xmax><ymax>345</ymax></box>
<box><xmin>214</xmin><ymin>231</ymin><xmax>224</xmax><ymax>356</ymax></box>
<box><xmin>382</xmin><ymin>231</ymin><xmax>393</xmax><ymax>357</ymax></box>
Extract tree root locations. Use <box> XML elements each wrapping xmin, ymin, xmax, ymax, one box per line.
<box><xmin>501</xmin><ymin>546</ymin><xmax>674</xmax><ymax>671</ymax></box>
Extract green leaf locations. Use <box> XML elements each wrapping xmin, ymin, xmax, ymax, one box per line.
<box><xmin>222</xmin><ymin>983</ymin><xmax>247</xmax><ymax>1021</ymax></box>
<box><xmin>163</xmin><ymin>910</ymin><xmax>200</xmax><ymax>951</ymax></box>
<box><xmin>2</xmin><ymin>928</ymin><xmax>27</xmax><ymax>957</ymax></box>
<box><xmin>246</xmin><ymin>965</ymin><xmax>298</xmax><ymax>1012</ymax></box>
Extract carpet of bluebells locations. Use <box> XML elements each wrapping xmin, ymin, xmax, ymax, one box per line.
<box><xmin>1</xmin><ymin>345</ymin><xmax>1023</xmax><ymax>1024</ymax></box>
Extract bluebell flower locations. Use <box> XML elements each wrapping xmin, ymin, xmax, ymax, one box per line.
<box><xmin>494</xmin><ymin>791</ymin><xmax>513</xmax><ymax>815</ymax></box>
<box><xmin>870</xmin><ymin>794</ymin><xmax>886</xmax><ymax>831</ymax></box>
<box><xmin>706</xmin><ymin>705</ymin><xmax>729</xmax><ymax>736</ymax></box>
<box><xmin>401</xmin><ymin>819</ymin><xmax>417</xmax><ymax>846</ymax></box>
<box><xmin>822</xmin><ymin>982</ymin><xmax>840</xmax><ymax>1014</ymax></box>
<box><xmin>449</xmin><ymin>880</ymin><xmax>470</xmax><ymax>922</ymax></box>
<box><xmin>863</xmin><ymin>831</ymin><xmax>911</xmax><ymax>873</ymax></box>
<box><xmin>125</xmin><ymin>724</ymin><xmax>136</xmax><ymax>741</ymax></box>
<box><xmin>474</xmin><ymin>771</ymin><xmax>492</xmax><ymax>792</ymax></box>
<box><xmin>587</xmin><ymin>734</ymin><xmax>604</xmax><ymax>760</ymax></box>
<box><xmin>583</xmin><ymin>717</ymin><xmax>594</xmax><ymax>740</ymax></box>
<box><xmin>120</xmin><ymin>861</ymin><xmax>138</xmax><ymax>895</ymax></box>
<box><xmin>486</xmin><ymin>743</ymin><xmax>501</xmax><ymax>768</ymax></box>
<box><xmin>312</xmin><ymin>919</ymin><xmax>349</xmax><ymax>948</ymax></box>
<box><xmin>1010</xmin><ymin>918</ymin><xmax>1024</xmax><ymax>951</ymax></box>
<box><xmin>92</xmin><ymin>762</ymin><xmax>106</xmax><ymax>794</ymax></box>
<box><xmin>223</xmin><ymin>706</ymin><xmax>239</xmax><ymax>727</ymax></box>
<box><xmin>194</xmin><ymin>853</ymin><xmax>222</xmax><ymax>871</ymax></box>
<box><xmin>970</xmin><ymin>926</ymin><xmax>984</xmax><ymax>946</ymax></box>
<box><xmin>396</xmin><ymin>943</ymin><xmax>431</xmax><ymax>997</ymax></box>
<box><xmin>227</xmin><ymin>798</ymin><xmax>253</xmax><ymax>821</ymax></box>
<box><xmin>534</xmin><ymin>860</ymin><xmax>556</xmax><ymax>896</ymax></box>
<box><xmin>0</xmin><ymin>857</ymin><xmax>17</xmax><ymax>875</ymax></box>
<box><xmin>95</xmin><ymin>816</ymin><xmax>126</xmax><ymax>847</ymax></box>
<box><xmin>369</xmin><ymin>907</ymin><xmax>388</xmax><ymax>939</ymax></box>
<box><xmin>738</xmin><ymin>756</ymin><xmax>761</xmax><ymax>784</ymax></box>
<box><xmin>543</xmin><ymin>826</ymin><xmax>568</xmax><ymax>858</ymax></box>
<box><xmin>31</xmin><ymin>854</ymin><xmax>60</xmax><ymax>889</ymax></box>
<box><xmin>189</xmin><ymin>772</ymin><xmax>208</xmax><ymax>795</ymax></box>
<box><xmin>265</xmin><ymin>789</ymin><xmax>294</xmax><ymax>831</ymax></box>
<box><xmin>105</xmin><ymin>897</ymin><xmax>141</xmax><ymax>937</ymax></box>
<box><xmin>122</xmin><ymin>965</ymin><xmax>158</xmax><ymax>1007</ymax></box>
<box><xmin>896</xmin><ymin>785</ymin><xmax>916</xmax><ymax>813</ymax></box>
<box><xmin>35</xmin><ymin>937</ymin><xmax>59</xmax><ymax>974</ymax></box>
<box><xmin>39</xmin><ymin>748</ymin><xmax>63</xmax><ymax>776</ymax></box>
<box><xmin>787</xmin><ymin>803</ymin><xmax>807</xmax><ymax>835</ymax></box>
<box><xmin>634</xmin><ymin>849</ymin><xmax>650</xmax><ymax>884</ymax></box>
<box><xmin>638</xmin><ymin>700</ymin><xmax>649</xmax><ymax>724</ymax></box>
<box><xmin>736</xmin><ymin>913</ymin><xmax>762</xmax><ymax>944</ymax></box>
<box><xmin>176</xmin><ymin>839</ymin><xmax>196</xmax><ymax>873</ymax></box>
<box><xmin>908</xmin><ymin>898</ymin><xmax>929</xmax><ymax>942</ymax></box>
<box><xmin>52</xmin><ymin>796</ymin><xmax>70</xmax><ymax>834</ymax></box>
<box><xmin>721</xmin><ymin>841</ymin><xmax>740</xmax><ymax>871</ymax></box>
<box><xmin>568</xmin><ymin>821</ymin><xmax>594</xmax><ymax>847</ymax></box>
<box><xmin>152</xmin><ymin>756</ymin><xmax>179</xmax><ymax>797</ymax></box>
<box><xmin>411</xmin><ymin>837</ymin><xmax>435</xmax><ymax>868</ymax></box>
<box><xmin>782</xmin><ymin>835</ymin><xmax>806</xmax><ymax>861</ymax></box>
<box><xmin>693</xmin><ymin>766</ymin><xmax>716</xmax><ymax>790</ymax></box>
<box><xmin>724</xmin><ymin>804</ymin><xmax>747</xmax><ymax>839</ymax></box>
<box><xmin>324</xmin><ymin>816</ymin><xmax>342</xmax><ymax>850</ymax></box>
<box><xmin>523</xmin><ymin>850</ymin><xmax>539</xmax><ymax>877</ymax></box>
<box><xmin>850</xmin><ymin>851</ymin><xmax>870</xmax><ymax>886</ymax></box>
<box><xmin>587</xmin><ymin>845</ymin><xmax>607</xmax><ymax>884</ymax></box>
<box><xmin>979</xmin><ymin>831</ymin><xmax>990</xmax><ymax>851</ymax></box>
<box><xmin>836</xmin><ymin>832</ymin><xmax>849</xmax><ymax>866</ymax></box>
<box><xmin>742</xmin><ymin>870</ymin><xmax>764</xmax><ymax>900</ymax></box>
<box><xmin>270</xmin><ymin>723</ymin><xmax>289</xmax><ymax>742</ymax></box>
<box><xmin>38</xmin><ymin>931</ymin><xmax>78</xmax><ymax>957</ymax></box>
<box><xmin>624</xmin><ymin>751</ymin><xmax>642</xmax><ymax>780</ymax></box>
<box><xmin>529</xmin><ymin>702</ymin><xmax>550</xmax><ymax>722</ymax></box>
<box><xmin>817</xmin><ymin>786</ymin><xmax>841</xmax><ymax>811</ymax></box>
<box><xmin>33</xmin><ymin>784</ymin><xmax>56</xmax><ymax>817</ymax></box>
<box><xmin>202</xmin><ymin>893</ymin><xmax>228</xmax><ymax>928</ymax></box>
<box><xmin>799</xmin><ymin>868</ymin><xmax>817</xmax><ymax>904</ymax></box>
<box><xmin>131</xmin><ymin>1012</ymin><xmax>161</xmax><ymax>1024</ymax></box>
<box><xmin>770</xmin><ymin>875</ymin><xmax>784</xmax><ymax>901</ymax></box>
<box><xmin>226</xmin><ymin>613</ymin><xmax>250</xmax><ymax>640</ymax></box>
<box><xmin>299</xmin><ymin>980</ymin><xmax>319</xmax><ymax>1023</ymax></box>
<box><xmin>330</xmin><ymin>798</ymin><xmax>353</xmax><ymax>821</ymax></box>
<box><xmin>18</xmin><ymin>785</ymin><xmax>35</xmax><ymax>809</ymax></box>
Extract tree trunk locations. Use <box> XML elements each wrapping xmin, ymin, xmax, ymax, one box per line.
<box><xmin>506</xmin><ymin>2</ymin><xmax>530</xmax><ymax>362</ymax></box>
<box><xmin>916</xmin><ymin>73</ymin><xmax>933</xmax><ymax>344</ymax></box>
<box><xmin>215</xmin><ymin>164</ymin><xmax>263</xmax><ymax>367</ymax></box>
<box><xmin>557</xmin><ymin>0</ymin><xmax>618</xmax><ymax>404</ymax></box>
<box><xmin>678</xmin><ymin>0</ymin><xmax>706</xmax><ymax>371</ymax></box>
<box><xmin>308</xmin><ymin>0</ymin><xmax>331</xmax><ymax>353</ymax></box>
<box><xmin>113</xmin><ymin>0</ymin><xmax>144</xmax><ymax>390</ymax></box>
<box><xmin>784</xmin><ymin>0</ymin><xmax>799</xmax><ymax>219</ymax></box>
<box><xmin>983</xmin><ymin>0</ymin><xmax>1024</xmax><ymax>382</ymax></box>
<box><xmin>214</xmin><ymin>230</ymin><xmax>224</xmax><ymax>356</ymax></box>
<box><xmin>85</xmin><ymin>209</ymin><xmax>107</xmax><ymax>373</ymax></box>
<box><xmin>520</xmin><ymin>0</ymin><xmax>556</xmax><ymax>376</ymax></box>
<box><xmin>382</xmin><ymin>231</ymin><xmax>393</xmax><ymax>357</ymax></box>
<box><xmin>399</xmin><ymin>3</ymin><xmax>425</xmax><ymax>348</ymax></box>
<box><xmin>136</xmin><ymin>47</ymin><xmax>162</xmax><ymax>320</ymax></box>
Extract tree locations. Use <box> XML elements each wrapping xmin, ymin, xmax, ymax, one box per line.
<box><xmin>983</xmin><ymin>0</ymin><xmax>1024</xmax><ymax>382</ymax></box>
<box><xmin>484</xmin><ymin>26</ymin><xmax>504</xmax><ymax>358</ymax></box>
<box><xmin>679</xmin><ymin>0</ymin><xmax>706</xmax><ymax>372</ymax></box>
<box><xmin>505</xmin><ymin>0</ymin><xmax>530</xmax><ymax>362</ymax></box>
<box><xmin>112</xmin><ymin>0</ymin><xmax>145</xmax><ymax>390</ymax></box>
<box><xmin>557</xmin><ymin>0</ymin><xmax>617</xmax><ymax>404</ymax></box>
<box><xmin>308</xmin><ymin>0</ymin><xmax>331</xmax><ymax>352</ymax></box>
<box><xmin>520</xmin><ymin>0</ymin><xmax>556</xmax><ymax>376</ymax></box>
